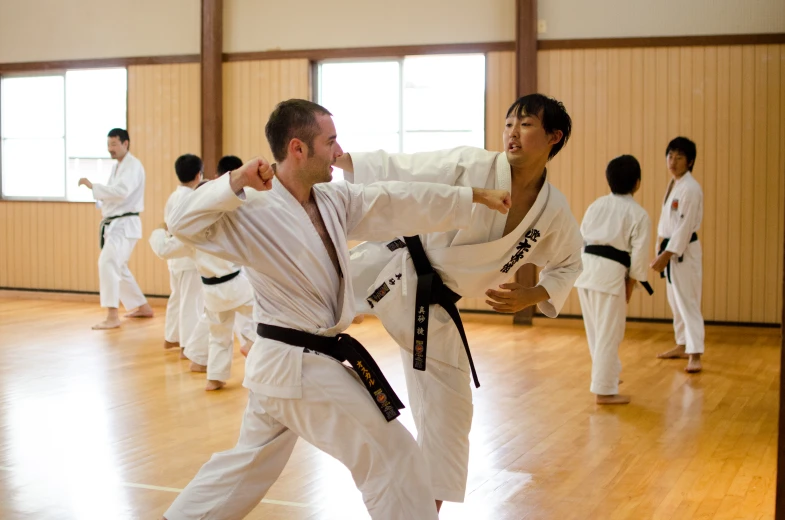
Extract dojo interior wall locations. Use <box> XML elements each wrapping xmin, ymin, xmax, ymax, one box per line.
<box><xmin>0</xmin><ymin>1</ymin><xmax>783</xmax><ymax>324</ymax></box>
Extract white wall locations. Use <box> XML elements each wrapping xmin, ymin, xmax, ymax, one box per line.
<box><xmin>538</xmin><ymin>0</ymin><xmax>785</xmax><ymax>40</ymax></box>
<box><xmin>0</xmin><ymin>0</ymin><xmax>199</xmax><ymax>63</ymax></box>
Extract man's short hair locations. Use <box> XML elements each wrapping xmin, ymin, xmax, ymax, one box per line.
<box><xmin>265</xmin><ymin>99</ymin><xmax>332</xmax><ymax>163</ymax></box>
<box><xmin>217</xmin><ymin>155</ymin><xmax>243</xmax><ymax>177</ymax></box>
<box><xmin>665</xmin><ymin>136</ymin><xmax>697</xmax><ymax>170</ymax></box>
<box><xmin>174</xmin><ymin>154</ymin><xmax>203</xmax><ymax>184</ymax></box>
<box><xmin>605</xmin><ymin>155</ymin><xmax>641</xmax><ymax>195</ymax></box>
<box><xmin>107</xmin><ymin>128</ymin><xmax>130</xmax><ymax>144</ymax></box>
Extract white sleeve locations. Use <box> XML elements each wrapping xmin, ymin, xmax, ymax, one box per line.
<box><xmin>665</xmin><ymin>185</ymin><xmax>702</xmax><ymax>256</ymax></box>
<box><xmin>340</xmin><ymin>181</ymin><xmax>473</xmax><ymax>242</ymax></box>
<box><xmin>349</xmin><ymin>147</ymin><xmax>492</xmax><ymax>187</ymax></box>
<box><xmin>536</xmin><ymin>216</ymin><xmax>584</xmax><ymax>318</ymax></box>
<box><xmin>628</xmin><ymin>212</ymin><xmax>651</xmax><ymax>283</ymax></box>
<box><xmin>92</xmin><ymin>161</ymin><xmax>143</xmax><ymax>202</ymax></box>
<box><xmin>166</xmin><ymin>174</ymin><xmax>257</xmax><ymax>267</ymax></box>
<box><xmin>149</xmin><ymin>228</ymin><xmax>194</xmax><ymax>260</ymax></box>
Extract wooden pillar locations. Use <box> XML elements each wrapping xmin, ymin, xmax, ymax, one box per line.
<box><xmin>201</xmin><ymin>0</ymin><xmax>222</xmax><ymax>179</ymax></box>
<box><xmin>513</xmin><ymin>0</ymin><xmax>539</xmax><ymax>325</ymax></box>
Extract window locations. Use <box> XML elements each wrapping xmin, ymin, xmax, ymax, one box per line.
<box><xmin>1</xmin><ymin>68</ymin><xmax>127</xmax><ymax>201</ymax></box>
<box><xmin>316</xmin><ymin>54</ymin><xmax>485</xmax><ymax>181</ymax></box>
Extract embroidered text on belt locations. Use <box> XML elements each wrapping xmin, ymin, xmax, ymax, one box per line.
<box><xmin>99</xmin><ymin>212</ymin><xmax>140</xmax><ymax>249</ymax></box>
<box><xmin>256</xmin><ymin>323</ymin><xmax>405</xmax><ymax>422</ymax></box>
<box><xmin>403</xmin><ymin>236</ymin><xmax>480</xmax><ymax>388</ymax></box>
<box><xmin>201</xmin><ymin>270</ymin><xmax>241</xmax><ymax>285</ymax></box>
<box><xmin>583</xmin><ymin>244</ymin><xmax>654</xmax><ymax>295</ymax></box>
<box><xmin>658</xmin><ymin>232</ymin><xmax>698</xmax><ymax>283</ymax></box>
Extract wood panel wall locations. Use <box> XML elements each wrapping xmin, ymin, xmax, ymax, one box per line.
<box><xmin>538</xmin><ymin>44</ymin><xmax>785</xmax><ymax>324</ymax></box>
<box><xmin>0</xmin><ymin>63</ymin><xmax>201</xmax><ymax>297</ymax></box>
<box><xmin>222</xmin><ymin>59</ymin><xmax>311</xmax><ymax>163</ymax></box>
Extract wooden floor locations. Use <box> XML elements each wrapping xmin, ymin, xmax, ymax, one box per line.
<box><xmin>0</xmin><ymin>298</ymin><xmax>779</xmax><ymax>520</ymax></box>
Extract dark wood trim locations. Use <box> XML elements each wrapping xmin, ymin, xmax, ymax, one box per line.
<box><xmin>0</xmin><ymin>55</ymin><xmax>200</xmax><ymax>74</ymax></box>
<box><xmin>538</xmin><ymin>33</ymin><xmax>785</xmax><ymax>50</ymax></box>
<box><xmin>223</xmin><ymin>41</ymin><xmax>516</xmax><ymax>62</ymax></box>
<box><xmin>201</xmin><ymin>0</ymin><xmax>223</xmax><ymax>179</ymax></box>
<box><xmin>513</xmin><ymin>0</ymin><xmax>538</xmax><ymax>326</ymax></box>
<box><xmin>777</xmin><ymin>194</ymin><xmax>785</xmax><ymax>518</ymax></box>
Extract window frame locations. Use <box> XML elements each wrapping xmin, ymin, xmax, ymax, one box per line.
<box><xmin>0</xmin><ymin>67</ymin><xmax>129</xmax><ymax>203</ymax></box>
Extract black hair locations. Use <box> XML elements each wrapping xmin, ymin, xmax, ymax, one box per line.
<box><xmin>107</xmin><ymin>128</ymin><xmax>130</xmax><ymax>144</ymax></box>
<box><xmin>605</xmin><ymin>155</ymin><xmax>641</xmax><ymax>195</ymax></box>
<box><xmin>665</xmin><ymin>136</ymin><xmax>697</xmax><ymax>170</ymax></box>
<box><xmin>505</xmin><ymin>94</ymin><xmax>572</xmax><ymax>159</ymax></box>
<box><xmin>174</xmin><ymin>154</ymin><xmax>203</xmax><ymax>184</ymax></box>
<box><xmin>265</xmin><ymin>99</ymin><xmax>332</xmax><ymax>162</ymax></box>
<box><xmin>216</xmin><ymin>155</ymin><xmax>243</xmax><ymax>177</ymax></box>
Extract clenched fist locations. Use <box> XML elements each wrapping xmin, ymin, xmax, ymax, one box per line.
<box><xmin>472</xmin><ymin>188</ymin><xmax>512</xmax><ymax>214</ymax></box>
<box><xmin>229</xmin><ymin>157</ymin><xmax>274</xmax><ymax>193</ymax></box>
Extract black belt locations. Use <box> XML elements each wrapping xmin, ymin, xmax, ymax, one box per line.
<box><xmin>659</xmin><ymin>232</ymin><xmax>698</xmax><ymax>283</ymax></box>
<box><xmin>403</xmin><ymin>236</ymin><xmax>480</xmax><ymax>388</ymax></box>
<box><xmin>256</xmin><ymin>323</ymin><xmax>404</xmax><ymax>422</ymax></box>
<box><xmin>99</xmin><ymin>212</ymin><xmax>139</xmax><ymax>249</ymax></box>
<box><xmin>583</xmin><ymin>244</ymin><xmax>653</xmax><ymax>296</ymax></box>
<box><xmin>201</xmin><ymin>270</ymin><xmax>241</xmax><ymax>285</ymax></box>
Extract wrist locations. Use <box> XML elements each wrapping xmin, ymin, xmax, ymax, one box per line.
<box><xmin>471</xmin><ymin>188</ymin><xmax>487</xmax><ymax>205</ymax></box>
<box><xmin>229</xmin><ymin>169</ymin><xmax>247</xmax><ymax>193</ymax></box>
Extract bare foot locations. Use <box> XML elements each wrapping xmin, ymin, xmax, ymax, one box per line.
<box><xmin>685</xmin><ymin>354</ymin><xmax>702</xmax><ymax>373</ymax></box>
<box><xmin>179</xmin><ymin>348</ymin><xmax>188</xmax><ymax>360</ymax></box>
<box><xmin>125</xmin><ymin>303</ymin><xmax>154</xmax><ymax>318</ymax></box>
<box><xmin>205</xmin><ymin>380</ymin><xmax>226</xmax><ymax>391</ymax></box>
<box><xmin>163</xmin><ymin>340</ymin><xmax>180</xmax><ymax>350</ymax></box>
<box><xmin>596</xmin><ymin>394</ymin><xmax>631</xmax><ymax>405</ymax></box>
<box><xmin>352</xmin><ymin>315</ymin><xmax>366</xmax><ymax>325</ymax></box>
<box><xmin>92</xmin><ymin>319</ymin><xmax>121</xmax><ymax>330</ymax></box>
<box><xmin>240</xmin><ymin>340</ymin><xmax>253</xmax><ymax>358</ymax></box>
<box><xmin>189</xmin><ymin>362</ymin><xmax>207</xmax><ymax>373</ymax></box>
<box><xmin>657</xmin><ymin>345</ymin><xmax>689</xmax><ymax>359</ymax></box>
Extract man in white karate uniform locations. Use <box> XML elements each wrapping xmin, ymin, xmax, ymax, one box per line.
<box><xmin>337</xmin><ymin>93</ymin><xmax>583</xmax><ymax>510</ymax></box>
<box><xmin>575</xmin><ymin>155</ymin><xmax>651</xmax><ymax>405</ymax></box>
<box><xmin>651</xmin><ymin>137</ymin><xmax>704</xmax><ymax>373</ymax></box>
<box><xmin>79</xmin><ymin>128</ymin><xmax>153</xmax><ymax>329</ymax></box>
<box><xmin>161</xmin><ymin>99</ymin><xmax>511</xmax><ymax>520</ymax></box>
<box><xmin>149</xmin><ymin>154</ymin><xmax>209</xmax><ymax>361</ymax></box>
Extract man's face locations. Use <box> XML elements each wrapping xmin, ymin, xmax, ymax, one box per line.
<box><xmin>107</xmin><ymin>136</ymin><xmax>128</xmax><ymax>160</ymax></box>
<box><xmin>666</xmin><ymin>150</ymin><xmax>690</xmax><ymax>177</ymax></box>
<box><xmin>503</xmin><ymin>110</ymin><xmax>560</xmax><ymax>167</ymax></box>
<box><xmin>302</xmin><ymin>115</ymin><xmax>343</xmax><ymax>184</ymax></box>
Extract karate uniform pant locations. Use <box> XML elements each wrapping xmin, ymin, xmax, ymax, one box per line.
<box><xmin>174</xmin><ymin>270</ymin><xmax>209</xmax><ymax>366</ymax></box>
<box><xmin>163</xmin><ymin>352</ymin><xmax>438</xmax><ymax>520</ymax></box>
<box><xmin>204</xmin><ymin>304</ymin><xmax>254</xmax><ymax>382</ymax></box>
<box><xmin>666</xmin><ymin>241</ymin><xmax>704</xmax><ymax>354</ymax></box>
<box><xmin>400</xmin><ymin>348</ymin><xmax>473</xmax><ymax>503</ymax></box>
<box><xmin>98</xmin><ymin>233</ymin><xmax>147</xmax><ymax>310</ymax></box>
<box><xmin>578</xmin><ymin>288</ymin><xmax>626</xmax><ymax>396</ymax></box>
<box><xmin>165</xmin><ymin>270</ymin><xmax>183</xmax><ymax>343</ymax></box>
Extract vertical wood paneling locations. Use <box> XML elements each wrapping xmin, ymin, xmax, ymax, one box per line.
<box><xmin>536</xmin><ymin>44</ymin><xmax>785</xmax><ymax>324</ymax></box>
<box><xmin>222</xmin><ymin>59</ymin><xmax>310</xmax><ymax>165</ymax></box>
<box><xmin>0</xmin><ymin>63</ymin><xmax>200</xmax><ymax>296</ymax></box>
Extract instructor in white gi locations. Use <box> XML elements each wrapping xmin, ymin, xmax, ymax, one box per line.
<box><xmin>337</xmin><ymin>94</ymin><xmax>583</xmax><ymax>509</ymax></box>
<box><xmin>79</xmin><ymin>128</ymin><xmax>153</xmax><ymax>329</ymax></box>
<box><xmin>651</xmin><ymin>136</ymin><xmax>704</xmax><ymax>373</ymax></box>
<box><xmin>161</xmin><ymin>99</ymin><xmax>511</xmax><ymax>520</ymax></box>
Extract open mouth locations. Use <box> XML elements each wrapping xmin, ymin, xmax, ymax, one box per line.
<box><xmin>508</xmin><ymin>143</ymin><xmax>521</xmax><ymax>152</ymax></box>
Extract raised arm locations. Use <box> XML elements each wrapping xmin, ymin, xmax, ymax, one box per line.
<box><xmin>338</xmin><ymin>146</ymin><xmax>494</xmax><ymax>187</ymax></box>
<box><xmin>92</xmin><ymin>161</ymin><xmax>143</xmax><ymax>202</ymax></box>
<box><xmin>343</xmin><ymin>181</ymin><xmax>510</xmax><ymax>242</ymax></box>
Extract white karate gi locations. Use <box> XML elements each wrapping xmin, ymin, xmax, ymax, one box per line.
<box><xmin>347</xmin><ymin>147</ymin><xmax>583</xmax><ymax>502</ymax></box>
<box><xmin>164</xmin><ymin>173</ymin><xmax>476</xmax><ymax>520</ymax></box>
<box><xmin>657</xmin><ymin>172</ymin><xmax>704</xmax><ymax>354</ymax></box>
<box><xmin>574</xmin><ymin>193</ymin><xmax>651</xmax><ymax>395</ymax></box>
<box><xmin>92</xmin><ymin>152</ymin><xmax>147</xmax><ymax>310</ymax></box>
<box><xmin>149</xmin><ymin>186</ymin><xmax>209</xmax><ymax>361</ymax></box>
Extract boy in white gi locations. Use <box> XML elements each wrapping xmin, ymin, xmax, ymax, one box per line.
<box><xmin>78</xmin><ymin>128</ymin><xmax>154</xmax><ymax>329</ymax></box>
<box><xmin>651</xmin><ymin>137</ymin><xmax>704</xmax><ymax>373</ymax></box>
<box><xmin>336</xmin><ymin>93</ymin><xmax>583</xmax><ymax>510</ymax></box>
<box><xmin>161</xmin><ymin>99</ymin><xmax>511</xmax><ymax>520</ymax></box>
<box><xmin>150</xmin><ymin>157</ymin><xmax>206</xmax><ymax>355</ymax></box>
<box><xmin>575</xmin><ymin>155</ymin><xmax>651</xmax><ymax>405</ymax></box>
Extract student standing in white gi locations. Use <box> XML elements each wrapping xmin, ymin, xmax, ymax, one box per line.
<box><xmin>78</xmin><ymin>128</ymin><xmax>153</xmax><ymax>329</ymax></box>
<box><xmin>161</xmin><ymin>99</ymin><xmax>511</xmax><ymax>520</ymax></box>
<box><xmin>575</xmin><ymin>155</ymin><xmax>651</xmax><ymax>405</ymax></box>
<box><xmin>149</xmin><ymin>155</ymin><xmax>210</xmax><ymax>364</ymax></box>
<box><xmin>651</xmin><ymin>137</ymin><xmax>704</xmax><ymax>373</ymax></box>
<box><xmin>335</xmin><ymin>93</ymin><xmax>583</xmax><ymax>510</ymax></box>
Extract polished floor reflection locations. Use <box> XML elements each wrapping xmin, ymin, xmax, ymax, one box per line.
<box><xmin>0</xmin><ymin>297</ymin><xmax>778</xmax><ymax>519</ymax></box>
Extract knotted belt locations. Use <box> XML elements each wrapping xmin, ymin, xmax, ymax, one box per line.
<box><xmin>658</xmin><ymin>232</ymin><xmax>698</xmax><ymax>283</ymax></box>
<box><xmin>99</xmin><ymin>212</ymin><xmax>139</xmax><ymax>249</ymax></box>
<box><xmin>583</xmin><ymin>244</ymin><xmax>654</xmax><ymax>295</ymax></box>
<box><xmin>403</xmin><ymin>235</ymin><xmax>480</xmax><ymax>388</ymax></box>
<box><xmin>256</xmin><ymin>323</ymin><xmax>405</xmax><ymax>422</ymax></box>
<box><xmin>201</xmin><ymin>270</ymin><xmax>241</xmax><ymax>285</ymax></box>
